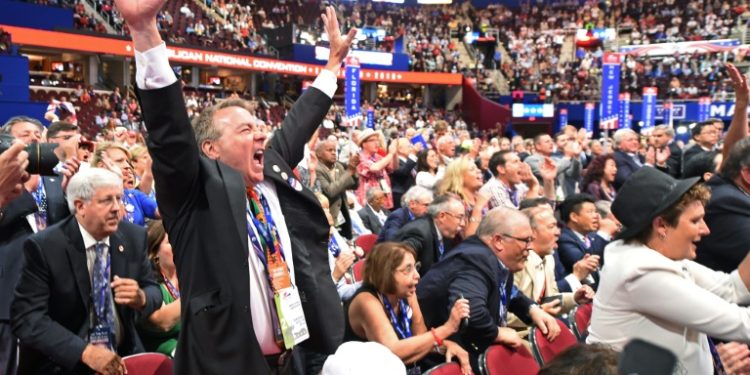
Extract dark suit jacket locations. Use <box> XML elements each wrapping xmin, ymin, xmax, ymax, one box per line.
<box><xmin>377</xmin><ymin>207</ymin><xmax>414</xmax><ymax>243</ymax></box>
<box><xmin>666</xmin><ymin>142</ymin><xmax>682</xmax><ymax>178</ymax></box>
<box><xmin>696</xmin><ymin>175</ymin><xmax>750</xmax><ymax>272</ymax></box>
<box><xmin>388</xmin><ymin>157</ymin><xmax>416</xmax><ymax>206</ymax></box>
<box><xmin>0</xmin><ymin>177</ymin><xmax>68</xmax><ymax>321</ymax></box>
<box><xmin>357</xmin><ymin>205</ymin><xmax>389</xmax><ymax>235</ymax></box>
<box><xmin>552</xmin><ymin>250</ymin><xmax>574</xmax><ymax>293</ymax></box>
<box><xmin>396</xmin><ymin>216</ymin><xmax>455</xmax><ymax>277</ymax></box>
<box><xmin>417</xmin><ymin>236</ymin><xmax>534</xmax><ymax>370</ymax></box>
<box><xmin>613</xmin><ymin>150</ymin><xmax>643</xmax><ymax>189</ymax></box>
<box><xmin>317</xmin><ymin>162</ymin><xmax>358</xmax><ymax>239</ymax></box>
<box><xmin>138</xmin><ymin>81</ymin><xmax>343</xmax><ymax>374</ymax></box>
<box><xmin>682</xmin><ymin>143</ymin><xmax>710</xmax><ymax>168</ymax></box>
<box><xmin>11</xmin><ymin>217</ymin><xmax>161</xmax><ymax>375</ymax></box>
<box><xmin>556</xmin><ymin>227</ymin><xmax>608</xmax><ymax>277</ymax></box>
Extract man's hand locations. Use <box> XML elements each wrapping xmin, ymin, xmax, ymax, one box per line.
<box><xmin>717</xmin><ymin>342</ymin><xmax>750</xmax><ymax>375</ymax></box>
<box><xmin>496</xmin><ymin>327</ymin><xmax>523</xmax><ymax>348</ymax></box>
<box><xmin>0</xmin><ymin>141</ymin><xmax>30</xmax><ymax>206</ymax></box>
<box><xmin>348</xmin><ymin>153</ymin><xmax>360</xmax><ymax>174</ymax></box>
<box><xmin>529</xmin><ymin>305</ymin><xmax>561</xmax><ymax>341</ymax></box>
<box><xmin>52</xmin><ymin>133</ymin><xmax>81</xmax><ymax>162</ymax></box>
<box><xmin>321</xmin><ymin>6</ymin><xmax>356</xmax><ymax>73</ymax></box>
<box><xmin>644</xmin><ymin>146</ymin><xmax>656</xmax><ymax>165</ymax></box>
<box><xmin>573</xmin><ymin>285</ymin><xmax>595</xmax><ymax>305</ymax></box>
<box><xmin>81</xmin><ymin>344</ymin><xmax>126</xmax><ymax>375</ymax></box>
<box><xmin>60</xmin><ymin>158</ymin><xmax>82</xmax><ymax>193</ymax></box>
<box><xmin>332</xmin><ymin>251</ymin><xmax>356</xmax><ymax>282</ymax></box>
<box><xmin>655</xmin><ymin>146</ymin><xmax>670</xmax><ymax>166</ymax></box>
<box><xmin>728</xmin><ymin>63</ymin><xmax>750</xmax><ymax>105</ymax></box>
<box><xmin>539</xmin><ymin>157</ymin><xmax>557</xmax><ymax>182</ymax></box>
<box><xmin>573</xmin><ymin>254</ymin><xmax>600</xmax><ymax>281</ymax></box>
<box><xmin>114</xmin><ymin>0</ymin><xmax>166</xmax><ymax>52</ymax></box>
<box><xmin>541</xmin><ymin>299</ymin><xmax>562</xmax><ymax>315</ymax></box>
<box><xmin>519</xmin><ymin>163</ymin><xmax>538</xmax><ymax>187</ymax></box>
<box><xmin>111</xmin><ymin>276</ymin><xmax>146</xmax><ymax>311</ymax></box>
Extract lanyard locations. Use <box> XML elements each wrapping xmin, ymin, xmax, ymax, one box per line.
<box><xmin>497</xmin><ymin>261</ymin><xmax>509</xmax><ymax>326</ymax></box>
<box><xmin>380</xmin><ymin>293</ymin><xmax>413</xmax><ymax>340</ymax></box>
<box><xmin>162</xmin><ymin>273</ymin><xmax>180</xmax><ymax>299</ymax></box>
<box><xmin>248</xmin><ymin>190</ymin><xmax>285</xmax><ymax>261</ymax></box>
<box><xmin>328</xmin><ymin>234</ymin><xmax>341</xmax><ymax>257</ymax></box>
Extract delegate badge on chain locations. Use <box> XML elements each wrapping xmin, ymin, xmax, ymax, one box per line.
<box><xmin>274</xmin><ymin>286</ymin><xmax>309</xmax><ymax>349</ymax></box>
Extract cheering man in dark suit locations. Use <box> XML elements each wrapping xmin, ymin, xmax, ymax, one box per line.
<box><xmin>11</xmin><ymin>168</ymin><xmax>161</xmax><ymax>375</ymax></box>
<box><xmin>115</xmin><ymin>1</ymin><xmax>355</xmax><ymax>373</ymax></box>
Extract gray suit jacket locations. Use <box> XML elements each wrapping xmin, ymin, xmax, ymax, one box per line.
<box><xmin>317</xmin><ymin>162</ymin><xmax>358</xmax><ymax>238</ymax></box>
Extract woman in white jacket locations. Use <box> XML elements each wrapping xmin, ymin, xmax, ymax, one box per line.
<box><xmin>587</xmin><ymin>166</ymin><xmax>750</xmax><ymax>374</ymax></box>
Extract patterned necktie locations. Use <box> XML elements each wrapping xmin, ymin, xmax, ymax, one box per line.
<box><xmin>92</xmin><ymin>243</ymin><xmax>115</xmax><ymax>347</ymax></box>
<box><xmin>32</xmin><ymin>180</ymin><xmax>48</xmax><ymax>230</ymax></box>
<box><xmin>707</xmin><ymin>337</ymin><xmax>727</xmax><ymax>375</ymax></box>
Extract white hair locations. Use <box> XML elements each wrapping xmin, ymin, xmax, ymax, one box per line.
<box><xmin>66</xmin><ymin>168</ymin><xmax>123</xmax><ymax>212</ymax></box>
<box><xmin>613</xmin><ymin>128</ymin><xmax>637</xmax><ymax>148</ymax></box>
<box><xmin>476</xmin><ymin>207</ymin><xmax>529</xmax><ymax>239</ymax></box>
<box><xmin>402</xmin><ymin>185</ymin><xmax>433</xmax><ymax>206</ymax></box>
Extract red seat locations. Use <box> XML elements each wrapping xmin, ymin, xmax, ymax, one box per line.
<box><xmin>529</xmin><ymin>318</ymin><xmax>578</xmax><ymax>365</ymax></box>
<box><xmin>354</xmin><ymin>234</ymin><xmax>378</xmax><ymax>257</ymax></box>
<box><xmin>569</xmin><ymin>303</ymin><xmax>593</xmax><ymax>341</ymax></box>
<box><xmin>123</xmin><ymin>353</ymin><xmax>173</xmax><ymax>375</ymax></box>
<box><xmin>352</xmin><ymin>260</ymin><xmax>366</xmax><ymax>282</ymax></box>
<box><xmin>480</xmin><ymin>344</ymin><xmax>539</xmax><ymax>375</ymax></box>
<box><xmin>424</xmin><ymin>362</ymin><xmax>462</xmax><ymax>375</ymax></box>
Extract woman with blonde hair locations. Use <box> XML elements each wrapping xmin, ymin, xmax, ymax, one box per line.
<box><xmin>435</xmin><ymin>157</ymin><xmax>489</xmax><ymax>236</ymax></box>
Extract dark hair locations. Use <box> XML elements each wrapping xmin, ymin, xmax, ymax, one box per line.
<box><xmin>46</xmin><ymin>121</ymin><xmax>79</xmax><ymax>139</ymax></box>
<box><xmin>691</xmin><ymin>120</ymin><xmax>716</xmax><ymax>138</ymax></box>
<box><xmin>537</xmin><ymin>344</ymin><xmax>618</xmax><ymax>375</ymax></box>
<box><xmin>519</xmin><ymin>197</ymin><xmax>553</xmax><ymax>210</ymax></box>
<box><xmin>582</xmin><ymin>154</ymin><xmax>616</xmax><ymax>188</ymax></box>
<box><xmin>146</xmin><ymin>220</ymin><xmax>167</xmax><ymax>280</ymax></box>
<box><xmin>721</xmin><ymin>137</ymin><xmax>750</xmax><ymax>180</ymax></box>
<box><xmin>683</xmin><ymin>151</ymin><xmax>719</xmax><ymax>181</ymax></box>
<box><xmin>363</xmin><ymin>242</ymin><xmax>417</xmax><ymax>295</ymax></box>
<box><xmin>629</xmin><ymin>184</ymin><xmax>711</xmax><ymax>244</ymax></box>
<box><xmin>533</xmin><ymin>133</ymin><xmax>550</xmax><ymax>145</ymax></box>
<box><xmin>416</xmin><ymin>149</ymin><xmax>436</xmax><ymax>173</ymax></box>
<box><xmin>559</xmin><ymin>193</ymin><xmax>597</xmax><ymax>223</ymax></box>
<box><xmin>488</xmin><ymin>150</ymin><xmax>513</xmax><ymax>175</ymax></box>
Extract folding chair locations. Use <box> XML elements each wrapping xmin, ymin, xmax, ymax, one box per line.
<box><xmin>568</xmin><ymin>303</ymin><xmax>593</xmax><ymax>342</ymax></box>
<box><xmin>123</xmin><ymin>352</ymin><xmax>173</xmax><ymax>375</ymax></box>
<box><xmin>528</xmin><ymin>318</ymin><xmax>578</xmax><ymax>365</ymax></box>
<box><xmin>479</xmin><ymin>344</ymin><xmax>539</xmax><ymax>375</ymax></box>
<box><xmin>424</xmin><ymin>362</ymin><xmax>462</xmax><ymax>375</ymax></box>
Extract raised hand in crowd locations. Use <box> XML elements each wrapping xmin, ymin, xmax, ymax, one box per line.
<box><xmin>321</xmin><ymin>5</ymin><xmax>357</xmax><ymax>73</ymax></box>
<box><xmin>573</xmin><ymin>285</ymin><xmax>595</xmax><ymax>305</ymax></box>
<box><xmin>444</xmin><ymin>340</ymin><xmax>472</xmax><ymax>375</ymax></box>
<box><xmin>655</xmin><ymin>146</ymin><xmax>670</xmax><ymax>167</ymax></box>
<box><xmin>347</xmin><ymin>153</ymin><xmax>360</xmax><ymax>174</ymax></box>
<box><xmin>59</xmin><ymin>157</ymin><xmax>82</xmax><ymax>193</ymax></box>
<box><xmin>0</xmin><ymin>141</ymin><xmax>30</xmax><ymax>206</ymax></box>
<box><xmin>573</xmin><ymin>254</ymin><xmax>600</xmax><ymax>282</ymax></box>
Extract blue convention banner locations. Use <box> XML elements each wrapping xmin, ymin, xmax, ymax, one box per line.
<box><xmin>698</xmin><ymin>97</ymin><xmax>711</xmax><ymax>121</ymax></box>
<box><xmin>619</xmin><ymin>93</ymin><xmax>631</xmax><ymax>129</ymax></box>
<box><xmin>584</xmin><ymin>103</ymin><xmax>595</xmax><ymax>133</ymax></box>
<box><xmin>599</xmin><ymin>53</ymin><xmax>621</xmax><ymax>130</ymax></box>
<box><xmin>558</xmin><ymin>108</ymin><xmax>568</xmax><ymax>132</ymax></box>
<box><xmin>366</xmin><ymin>107</ymin><xmax>374</xmax><ymax>129</ymax></box>
<box><xmin>663</xmin><ymin>102</ymin><xmax>673</xmax><ymax>127</ymax></box>
<box><xmin>642</xmin><ymin>87</ymin><xmax>658</xmax><ymax>129</ymax></box>
<box><xmin>344</xmin><ymin>56</ymin><xmax>361</xmax><ymax>127</ymax></box>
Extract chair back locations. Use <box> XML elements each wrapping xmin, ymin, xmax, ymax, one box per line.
<box><xmin>480</xmin><ymin>344</ymin><xmax>539</xmax><ymax>375</ymax></box>
<box><xmin>424</xmin><ymin>362</ymin><xmax>462</xmax><ymax>375</ymax></box>
<box><xmin>354</xmin><ymin>234</ymin><xmax>378</xmax><ymax>256</ymax></box>
<box><xmin>529</xmin><ymin>319</ymin><xmax>578</xmax><ymax>365</ymax></box>
<box><xmin>123</xmin><ymin>353</ymin><xmax>173</xmax><ymax>375</ymax></box>
<box><xmin>569</xmin><ymin>303</ymin><xmax>593</xmax><ymax>341</ymax></box>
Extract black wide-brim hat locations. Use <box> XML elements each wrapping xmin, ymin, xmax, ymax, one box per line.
<box><xmin>612</xmin><ymin>167</ymin><xmax>701</xmax><ymax>241</ymax></box>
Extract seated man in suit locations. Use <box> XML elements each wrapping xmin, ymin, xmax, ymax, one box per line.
<box><xmin>357</xmin><ymin>187</ymin><xmax>390</xmax><ymax>235</ymax></box>
<box><xmin>613</xmin><ymin>129</ymin><xmax>643</xmax><ymax>189</ymax></box>
<box><xmin>396</xmin><ymin>194</ymin><xmax>465</xmax><ymax>276</ymax></box>
<box><xmin>11</xmin><ymin>168</ymin><xmax>161</xmax><ymax>375</ymax></box>
<box><xmin>509</xmin><ymin>205</ymin><xmax>594</xmax><ymax>335</ymax></box>
<box><xmin>556</xmin><ymin>194</ymin><xmax>618</xmax><ymax>289</ymax></box>
<box><xmin>377</xmin><ymin>185</ymin><xmax>433</xmax><ymax>243</ymax></box>
<box><xmin>417</xmin><ymin>207</ymin><xmax>560</xmax><ymax>373</ymax></box>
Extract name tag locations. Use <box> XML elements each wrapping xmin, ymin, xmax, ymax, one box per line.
<box><xmin>274</xmin><ymin>287</ymin><xmax>309</xmax><ymax>349</ymax></box>
<box><xmin>89</xmin><ymin>324</ymin><xmax>114</xmax><ymax>351</ymax></box>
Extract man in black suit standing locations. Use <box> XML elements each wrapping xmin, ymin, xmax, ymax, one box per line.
<box><xmin>396</xmin><ymin>195</ymin><xmax>465</xmax><ymax>276</ymax></box>
<box><xmin>11</xmin><ymin>168</ymin><xmax>161</xmax><ymax>375</ymax></box>
<box><xmin>357</xmin><ymin>187</ymin><xmax>391</xmax><ymax>235</ymax></box>
<box><xmin>388</xmin><ymin>138</ymin><xmax>417</xmax><ymax>208</ymax></box>
<box><xmin>115</xmin><ymin>1</ymin><xmax>355</xmax><ymax>373</ymax></box>
<box><xmin>650</xmin><ymin>124</ymin><xmax>682</xmax><ymax>178</ymax></box>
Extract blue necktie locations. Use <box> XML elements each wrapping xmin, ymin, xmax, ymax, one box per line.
<box><xmin>437</xmin><ymin>240</ymin><xmax>445</xmax><ymax>259</ymax></box>
<box><xmin>92</xmin><ymin>243</ymin><xmax>115</xmax><ymax>347</ymax></box>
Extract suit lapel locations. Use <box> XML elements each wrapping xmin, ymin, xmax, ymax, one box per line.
<box><xmin>64</xmin><ymin>218</ymin><xmax>92</xmax><ymax>313</ymax></box>
<box><xmin>109</xmin><ymin>231</ymin><xmax>127</xmax><ymax>280</ymax></box>
<box><xmin>220</xmin><ymin>163</ymin><xmax>250</xmax><ymax>258</ymax></box>
<box><xmin>264</xmin><ymin>151</ymin><xmax>321</xmax><ymax>208</ymax></box>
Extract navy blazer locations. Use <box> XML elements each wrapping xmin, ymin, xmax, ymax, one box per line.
<box><xmin>377</xmin><ymin>207</ymin><xmax>414</xmax><ymax>243</ymax></box>
<box><xmin>11</xmin><ymin>217</ymin><xmax>161</xmax><ymax>374</ymax></box>
<box><xmin>552</xmin><ymin>250</ymin><xmax>574</xmax><ymax>293</ymax></box>
<box><xmin>556</xmin><ymin>227</ymin><xmax>608</xmax><ymax>277</ymax></box>
<box><xmin>396</xmin><ymin>216</ymin><xmax>454</xmax><ymax>277</ymax></box>
<box><xmin>389</xmin><ymin>157</ymin><xmax>417</xmax><ymax>196</ymax></box>
<box><xmin>613</xmin><ymin>150</ymin><xmax>643</xmax><ymax>189</ymax></box>
<box><xmin>696</xmin><ymin>175</ymin><xmax>750</xmax><ymax>272</ymax></box>
<box><xmin>417</xmin><ymin>236</ymin><xmax>534</xmax><ymax>371</ymax></box>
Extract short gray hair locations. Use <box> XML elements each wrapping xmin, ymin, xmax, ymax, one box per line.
<box><xmin>595</xmin><ymin>200</ymin><xmax>612</xmax><ymax>219</ymax></box>
<box><xmin>366</xmin><ymin>187</ymin><xmax>384</xmax><ymax>203</ymax></box>
<box><xmin>66</xmin><ymin>168</ymin><xmax>123</xmax><ymax>212</ymax></box>
<box><xmin>476</xmin><ymin>207</ymin><xmax>529</xmax><ymax>239</ymax></box>
<box><xmin>403</xmin><ymin>186</ymin><xmax>433</xmax><ymax>206</ymax></box>
<box><xmin>192</xmin><ymin>99</ymin><xmax>254</xmax><ymax>156</ymax></box>
<box><xmin>2</xmin><ymin>116</ymin><xmax>44</xmax><ymax>135</ymax></box>
<box><xmin>613</xmin><ymin>129</ymin><xmax>637</xmax><ymax>148</ymax></box>
<box><xmin>521</xmin><ymin>206</ymin><xmax>554</xmax><ymax>229</ymax></box>
<box><xmin>653</xmin><ymin>125</ymin><xmax>675</xmax><ymax>138</ymax></box>
<box><xmin>427</xmin><ymin>195</ymin><xmax>462</xmax><ymax>218</ymax></box>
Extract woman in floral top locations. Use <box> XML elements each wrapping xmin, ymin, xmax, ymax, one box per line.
<box><xmin>355</xmin><ymin>129</ymin><xmax>399</xmax><ymax>209</ymax></box>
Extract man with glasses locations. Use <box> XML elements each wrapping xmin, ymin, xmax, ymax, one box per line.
<box><xmin>396</xmin><ymin>195</ymin><xmax>465</xmax><ymax>276</ymax></box>
<box><xmin>683</xmin><ymin>120</ymin><xmax>721</xmax><ymax>167</ymax></box>
<box><xmin>417</xmin><ymin>207</ymin><xmax>561</xmax><ymax>373</ymax></box>
<box><xmin>377</xmin><ymin>186</ymin><xmax>433</xmax><ymax>243</ymax></box>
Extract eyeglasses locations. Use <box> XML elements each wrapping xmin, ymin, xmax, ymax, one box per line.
<box><xmin>443</xmin><ymin>211</ymin><xmax>466</xmax><ymax>222</ymax></box>
<box><xmin>396</xmin><ymin>262</ymin><xmax>421</xmax><ymax>276</ymax></box>
<box><xmin>502</xmin><ymin>233</ymin><xmax>535</xmax><ymax>247</ymax></box>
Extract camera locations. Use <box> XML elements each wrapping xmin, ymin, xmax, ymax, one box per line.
<box><xmin>0</xmin><ymin>134</ymin><xmax>61</xmax><ymax>176</ymax></box>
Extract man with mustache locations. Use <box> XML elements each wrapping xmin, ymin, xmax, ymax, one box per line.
<box><xmin>113</xmin><ymin>0</ymin><xmax>355</xmax><ymax>373</ymax></box>
<box><xmin>11</xmin><ymin>168</ymin><xmax>161</xmax><ymax>375</ymax></box>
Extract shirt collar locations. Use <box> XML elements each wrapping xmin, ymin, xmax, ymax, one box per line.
<box><xmin>433</xmin><ymin>222</ymin><xmax>443</xmax><ymax>242</ymax></box>
<box><xmin>77</xmin><ymin>221</ymin><xmax>111</xmax><ymax>249</ymax></box>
